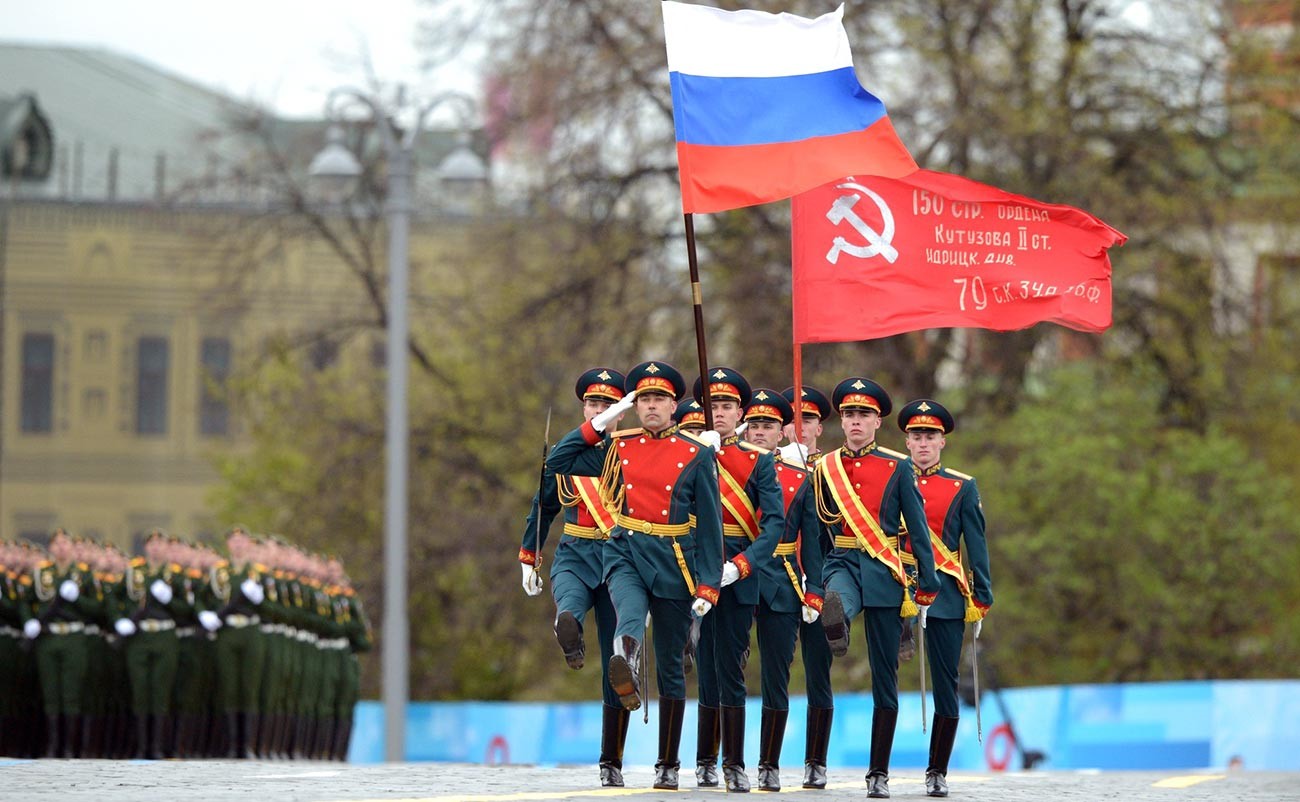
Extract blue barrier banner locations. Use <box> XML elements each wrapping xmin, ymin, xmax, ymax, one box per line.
<box><xmin>348</xmin><ymin>679</ymin><xmax>1300</xmax><ymax>771</ymax></box>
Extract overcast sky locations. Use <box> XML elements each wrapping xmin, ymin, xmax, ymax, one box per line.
<box><xmin>0</xmin><ymin>0</ymin><xmax>480</xmax><ymax>119</ymax></box>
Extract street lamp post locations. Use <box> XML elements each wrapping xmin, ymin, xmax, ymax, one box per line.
<box><xmin>310</xmin><ymin>87</ymin><xmax>476</xmax><ymax>762</ymax></box>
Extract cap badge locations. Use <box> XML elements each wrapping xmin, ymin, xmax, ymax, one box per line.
<box><xmin>851</xmin><ymin>379</ymin><xmax>866</xmax><ymax>390</ymax></box>
<box><xmin>645</xmin><ymin>363</ymin><xmax>660</xmax><ymax>374</ymax></box>
<box><xmin>712</xmin><ymin>369</ymin><xmax>728</xmax><ymax>379</ymax></box>
<box><xmin>918</xmin><ymin>401</ymin><xmax>932</xmax><ymax>412</ymax></box>
<box><xmin>754</xmin><ymin>390</ymin><xmax>769</xmax><ymax>401</ymax></box>
<box><xmin>597</xmin><ymin>370</ymin><xmax>612</xmax><ymax>381</ymax></box>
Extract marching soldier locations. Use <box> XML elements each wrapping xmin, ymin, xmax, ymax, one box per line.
<box><xmin>782</xmin><ymin>384</ymin><xmax>837</xmax><ymax>789</ymax></box>
<box><xmin>0</xmin><ymin>541</ymin><xmax>26</xmax><ymax>757</ymax></box>
<box><xmin>331</xmin><ymin>557</ymin><xmax>371</xmax><ymax>761</ymax></box>
<box><xmin>690</xmin><ymin>368</ymin><xmax>785</xmax><ymax>793</ymax></box>
<box><xmin>118</xmin><ymin>530</ymin><xmax>184</xmax><ymax>759</ymax></box>
<box><xmin>518</xmin><ymin>367</ymin><xmax>633</xmax><ymax>787</ymax></box>
<box><xmin>673</xmin><ymin>397</ymin><xmax>707</xmax><ymax>435</ymax></box>
<box><xmin>21</xmin><ymin>528</ymin><xmax>95</xmax><ymax>757</ymax></box>
<box><xmin>213</xmin><ymin>526</ymin><xmax>268</xmax><ymax>758</ymax></box>
<box><xmin>743</xmin><ymin>389</ymin><xmax>826</xmax><ymax>792</ymax></box>
<box><xmin>814</xmin><ymin>378</ymin><xmax>941</xmax><ymax>799</ymax></box>
<box><xmin>546</xmin><ymin>360</ymin><xmax>723</xmax><ymax>791</ymax></box>
<box><xmin>897</xmin><ymin>400</ymin><xmax>993</xmax><ymax>798</ymax></box>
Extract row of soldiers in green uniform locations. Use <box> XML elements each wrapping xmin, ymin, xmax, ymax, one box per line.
<box><xmin>0</xmin><ymin>526</ymin><xmax>371</xmax><ymax>761</ymax></box>
<box><xmin>521</xmin><ymin>363</ymin><xmax>992</xmax><ymax>798</ymax></box>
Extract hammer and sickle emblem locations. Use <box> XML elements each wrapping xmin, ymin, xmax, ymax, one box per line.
<box><xmin>825</xmin><ymin>182</ymin><xmax>899</xmax><ymax>265</ymax></box>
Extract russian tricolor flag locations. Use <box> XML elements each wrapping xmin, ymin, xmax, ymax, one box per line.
<box><xmin>663</xmin><ymin>1</ymin><xmax>918</xmax><ymax>214</ymax></box>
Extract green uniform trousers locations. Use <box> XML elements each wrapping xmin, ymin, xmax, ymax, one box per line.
<box><xmin>126</xmin><ymin>630</ymin><xmax>179</xmax><ymax>716</ymax></box>
<box><xmin>924</xmin><ymin>618</ymin><xmax>966</xmax><ymax>718</ymax></box>
<box><xmin>216</xmin><ymin>624</ymin><xmax>265</xmax><ymax>714</ymax></box>
<box><xmin>35</xmin><ymin>632</ymin><xmax>89</xmax><ymax>715</ymax></box>
<box><xmin>755</xmin><ymin>597</ymin><xmax>799</xmax><ymax>711</ymax></box>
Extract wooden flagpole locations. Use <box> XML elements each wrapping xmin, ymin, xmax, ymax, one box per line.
<box><xmin>684</xmin><ymin>213</ymin><xmax>715</xmax><ymax>430</ymax></box>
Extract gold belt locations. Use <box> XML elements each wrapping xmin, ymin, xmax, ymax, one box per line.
<box><xmin>139</xmin><ymin>619</ymin><xmax>176</xmax><ymax>633</ymax></box>
<box><xmin>722</xmin><ymin>523</ymin><xmax>752</xmax><ymax>539</ymax></box>
<box><xmin>224</xmin><ymin>614</ymin><xmax>260</xmax><ymax>628</ymax></box>
<box><xmin>563</xmin><ymin>523</ymin><xmax>608</xmax><ymax>540</ymax></box>
<box><xmin>773</xmin><ymin>542</ymin><xmax>797</xmax><ymax>556</ymax></box>
<box><xmin>616</xmin><ymin>514</ymin><xmax>691</xmax><ymax>537</ymax></box>
<box><xmin>833</xmin><ymin>535</ymin><xmax>916</xmax><ymax>564</ymax></box>
<box><xmin>48</xmin><ymin>621</ymin><xmax>85</xmax><ymax>635</ymax></box>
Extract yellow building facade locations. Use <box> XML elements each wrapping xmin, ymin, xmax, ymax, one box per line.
<box><xmin>0</xmin><ymin>199</ymin><xmax>366</xmax><ymax>548</ymax></box>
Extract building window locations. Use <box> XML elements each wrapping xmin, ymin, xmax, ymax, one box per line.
<box><xmin>199</xmin><ymin>337</ymin><xmax>231</xmax><ymax>436</ymax></box>
<box><xmin>83</xmin><ymin>387</ymin><xmax>107</xmax><ymax>420</ymax></box>
<box><xmin>85</xmin><ymin>330</ymin><xmax>108</xmax><ymax>360</ymax></box>
<box><xmin>136</xmin><ymin>336</ymin><xmax>169</xmax><ymax>434</ymax></box>
<box><xmin>21</xmin><ymin>333</ymin><xmax>54</xmax><ymax>433</ymax></box>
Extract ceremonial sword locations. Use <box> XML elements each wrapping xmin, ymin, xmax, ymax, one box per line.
<box><xmin>530</xmin><ymin>407</ymin><xmax>552</xmax><ymax>589</ymax></box>
<box><xmin>918</xmin><ymin>607</ymin><xmax>927</xmax><ymax>733</ymax></box>
<box><xmin>972</xmin><ymin>623</ymin><xmax>982</xmax><ymax>742</ymax></box>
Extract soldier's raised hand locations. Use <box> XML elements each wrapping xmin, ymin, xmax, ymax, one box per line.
<box><xmin>720</xmin><ymin>561</ymin><xmax>741</xmax><ymax>587</ymax></box>
<box><xmin>23</xmin><ymin>619</ymin><xmax>41</xmax><ymax>639</ymax></box>
<box><xmin>918</xmin><ymin>603</ymin><xmax>930</xmax><ymax>629</ymax></box>
<box><xmin>240</xmin><ymin>577</ymin><xmax>265</xmax><ymax>604</ymax></box>
<box><xmin>591</xmin><ymin>390</ymin><xmax>637</xmax><ymax>432</ymax></box>
<box><xmin>114</xmin><ymin>618</ymin><xmax>137</xmax><ymax>637</ymax></box>
<box><xmin>149</xmin><ymin>578</ymin><xmax>173</xmax><ymax>605</ymax></box>
<box><xmin>699</xmin><ymin>430</ymin><xmax>721</xmax><ymax>451</ymax></box>
<box><xmin>520</xmin><ymin>563</ymin><xmax>544</xmax><ymax>596</ymax></box>
<box><xmin>691</xmin><ymin>597</ymin><xmax>713</xmax><ymax>617</ymax></box>
<box><xmin>59</xmin><ymin>579</ymin><xmax>80</xmax><ymax>602</ymax></box>
<box><xmin>801</xmin><ymin>604</ymin><xmax>820</xmax><ymax>624</ymax></box>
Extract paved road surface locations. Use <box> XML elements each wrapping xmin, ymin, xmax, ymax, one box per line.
<box><xmin>2</xmin><ymin>760</ymin><xmax>1294</xmax><ymax>801</ymax></box>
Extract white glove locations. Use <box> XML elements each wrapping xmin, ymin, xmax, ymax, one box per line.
<box><xmin>801</xmin><ymin>604</ymin><xmax>820</xmax><ymax>624</ymax></box>
<box><xmin>198</xmin><ymin>610</ymin><xmax>222</xmax><ymax>632</ymax></box>
<box><xmin>735</xmin><ymin>422</ymin><xmax>748</xmax><ymax>436</ymax></box>
<box><xmin>973</xmin><ymin>618</ymin><xmax>982</xmax><ymax>639</ymax></box>
<box><xmin>778</xmin><ymin>443</ymin><xmax>809</xmax><ymax>464</ymax></box>
<box><xmin>699</xmin><ymin>430</ymin><xmax>721</xmax><ymax>451</ymax></box>
<box><xmin>520</xmin><ymin>563</ymin><xmax>543</xmax><ymax>597</ymax></box>
<box><xmin>59</xmin><ymin>579</ymin><xmax>80</xmax><ymax>602</ymax></box>
<box><xmin>114</xmin><ymin>618</ymin><xmax>137</xmax><ymax>637</ymax></box>
<box><xmin>23</xmin><ymin>619</ymin><xmax>41</xmax><ymax>639</ymax></box>
<box><xmin>240</xmin><ymin>577</ymin><xmax>265</xmax><ymax>604</ymax></box>
<box><xmin>591</xmin><ymin>390</ymin><xmax>637</xmax><ymax>432</ymax></box>
<box><xmin>918</xmin><ymin>604</ymin><xmax>930</xmax><ymax>629</ymax></box>
<box><xmin>149</xmin><ymin>579</ymin><xmax>173</xmax><ymax>605</ymax></box>
<box><xmin>720</xmin><ymin>561</ymin><xmax>740</xmax><ymax>587</ymax></box>
<box><xmin>691</xmin><ymin>598</ymin><xmax>713</xmax><ymax>617</ymax></box>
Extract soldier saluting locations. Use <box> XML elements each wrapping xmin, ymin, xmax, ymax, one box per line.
<box><xmin>518</xmin><ymin>367</ymin><xmax>633</xmax><ymax>788</ymax></box>
<box><xmin>814</xmin><ymin>378</ymin><xmax>941</xmax><ymax>799</ymax></box>
<box><xmin>546</xmin><ymin>360</ymin><xmax>723</xmax><ymax>791</ymax></box>
<box><xmin>897</xmin><ymin>399</ymin><xmax>992</xmax><ymax>798</ymax></box>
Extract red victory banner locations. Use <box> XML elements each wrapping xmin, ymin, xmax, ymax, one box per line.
<box><xmin>791</xmin><ymin>170</ymin><xmax>1126</xmax><ymax>344</ymax></box>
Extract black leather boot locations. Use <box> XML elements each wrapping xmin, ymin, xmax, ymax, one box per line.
<box><xmin>225</xmin><ymin>712</ymin><xmax>242</xmax><ymax>758</ymax></box>
<box><xmin>598</xmin><ymin>703</ymin><xmax>630</xmax><ymax>787</ymax></box>
<box><xmin>44</xmin><ymin>714</ymin><xmax>61</xmax><ymax>758</ymax></box>
<box><xmin>134</xmin><ymin>714</ymin><xmax>150</xmax><ymax>759</ymax></box>
<box><xmin>148</xmin><ymin>713</ymin><xmax>166</xmax><ymax>761</ymax></box>
<box><xmin>554</xmin><ymin>611</ymin><xmax>585</xmax><ymax>670</ymax></box>
<box><xmin>803</xmin><ymin>706</ymin><xmax>833</xmax><ymax>789</ymax></box>
<box><xmin>866</xmin><ymin>708</ymin><xmax>898</xmax><ymax>798</ymax></box>
<box><xmin>821</xmin><ymin>592</ymin><xmax>849</xmax><ymax>657</ymax></box>
<box><xmin>608</xmin><ymin>636</ymin><xmax>642</xmax><ymax>711</ymax></box>
<box><xmin>721</xmin><ymin>704</ymin><xmax>750</xmax><ymax>792</ymax></box>
<box><xmin>653</xmin><ymin>697</ymin><xmax>686</xmax><ymax>790</ymax></box>
<box><xmin>695</xmin><ymin>704</ymin><xmax>720</xmax><ymax>787</ymax></box>
<box><xmin>757</xmin><ymin>706</ymin><xmax>788</xmax><ymax>791</ymax></box>
<box><xmin>925</xmin><ymin>715</ymin><xmax>960</xmax><ymax>797</ymax></box>
<box><xmin>63</xmin><ymin>714</ymin><xmax>82</xmax><ymax>759</ymax></box>
<box><xmin>899</xmin><ymin>620</ymin><xmax>916</xmax><ymax>663</ymax></box>
<box><xmin>333</xmin><ymin>717</ymin><xmax>353</xmax><ymax>761</ymax></box>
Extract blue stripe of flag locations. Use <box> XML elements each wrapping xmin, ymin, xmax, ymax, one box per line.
<box><xmin>670</xmin><ymin>66</ymin><xmax>889</xmax><ymax>147</ymax></box>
